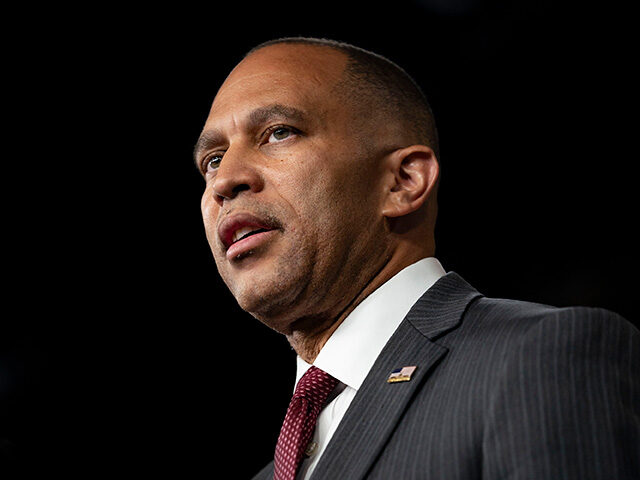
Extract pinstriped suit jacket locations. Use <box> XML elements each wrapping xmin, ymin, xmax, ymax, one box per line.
<box><xmin>253</xmin><ymin>272</ymin><xmax>639</xmax><ymax>479</ymax></box>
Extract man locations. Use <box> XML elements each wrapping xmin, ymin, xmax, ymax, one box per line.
<box><xmin>194</xmin><ymin>37</ymin><xmax>639</xmax><ymax>479</ymax></box>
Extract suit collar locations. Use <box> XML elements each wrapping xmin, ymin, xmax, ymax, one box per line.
<box><xmin>309</xmin><ymin>272</ymin><xmax>482</xmax><ymax>480</ymax></box>
<box><xmin>405</xmin><ymin>271</ymin><xmax>483</xmax><ymax>340</ymax></box>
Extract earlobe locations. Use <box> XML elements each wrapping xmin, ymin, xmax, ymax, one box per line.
<box><xmin>381</xmin><ymin>145</ymin><xmax>439</xmax><ymax>218</ymax></box>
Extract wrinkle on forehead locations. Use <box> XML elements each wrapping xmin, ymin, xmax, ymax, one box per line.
<box><xmin>208</xmin><ymin>48</ymin><xmax>348</xmax><ymax>128</ymax></box>
<box><xmin>220</xmin><ymin>44</ymin><xmax>348</xmax><ymax>96</ymax></box>
<box><xmin>217</xmin><ymin>71</ymin><xmax>299</xmax><ymax>94</ymax></box>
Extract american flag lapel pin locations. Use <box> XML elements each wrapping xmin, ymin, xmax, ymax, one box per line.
<box><xmin>387</xmin><ymin>366</ymin><xmax>417</xmax><ymax>383</ymax></box>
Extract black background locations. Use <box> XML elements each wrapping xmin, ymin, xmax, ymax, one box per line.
<box><xmin>3</xmin><ymin>0</ymin><xmax>637</xmax><ymax>477</ymax></box>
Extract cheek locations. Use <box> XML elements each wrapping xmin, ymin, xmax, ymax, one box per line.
<box><xmin>292</xmin><ymin>179</ymin><xmax>355</xmax><ymax>244</ymax></box>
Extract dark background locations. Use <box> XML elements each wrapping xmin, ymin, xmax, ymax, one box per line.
<box><xmin>3</xmin><ymin>0</ymin><xmax>637</xmax><ymax>477</ymax></box>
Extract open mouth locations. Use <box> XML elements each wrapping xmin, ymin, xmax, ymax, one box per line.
<box><xmin>231</xmin><ymin>226</ymin><xmax>271</xmax><ymax>245</ymax></box>
<box><xmin>218</xmin><ymin>213</ymin><xmax>281</xmax><ymax>257</ymax></box>
<box><xmin>225</xmin><ymin>227</ymin><xmax>277</xmax><ymax>260</ymax></box>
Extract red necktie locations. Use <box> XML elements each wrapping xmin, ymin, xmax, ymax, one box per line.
<box><xmin>273</xmin><ymin>366</ymin><xmax>338</xmax><ymax>480</ymax></box>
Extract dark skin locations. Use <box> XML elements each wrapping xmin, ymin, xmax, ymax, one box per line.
<box><xmin>196</xmin><ymin>44</ymin><xmax>439</xmax><ymax>362</ymax></box>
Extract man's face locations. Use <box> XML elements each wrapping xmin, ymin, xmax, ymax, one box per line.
<box><xmin>196</xmin><ymin>45</ymin><xmax>390</xmax><ymax>333</ymax></box>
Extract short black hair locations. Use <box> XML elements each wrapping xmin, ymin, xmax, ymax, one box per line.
<box><xmin>246</xmin><ymin>37</ymin><xmax>439</xmax><ymax>158</ymax></box>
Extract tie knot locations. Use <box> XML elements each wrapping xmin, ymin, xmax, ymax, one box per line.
<box><xmin>293</xmin><ymin>366</ymin><xmax>338</xmax><ymax>404</ymax></box>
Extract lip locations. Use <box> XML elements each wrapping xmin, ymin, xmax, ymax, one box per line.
<box><xmin>217</xmin><ymin>212</ymin><xmax>279</xmax><ymax>258</ymax></box>
<box><xmin>226</xmin><ymin>229</ymin><xmax>278</xmax><ymax>260</ymax></box>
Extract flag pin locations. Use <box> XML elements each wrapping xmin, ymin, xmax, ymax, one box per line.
<box><xmin>387</xmin><ymin>366</ymin><xmax>417</xmax><ymax>383</ymax></box>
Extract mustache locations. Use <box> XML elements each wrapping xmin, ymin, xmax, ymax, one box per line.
<box><xmin>217</xmin><ymin>201</ymin><xmax>285</xmax><ymax>233</ymax></box>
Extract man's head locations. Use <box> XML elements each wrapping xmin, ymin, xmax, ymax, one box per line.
<box><xmin>195</xmin><ymin>38</ymin><xmax>440</xmax><ymax>343</ymax></box>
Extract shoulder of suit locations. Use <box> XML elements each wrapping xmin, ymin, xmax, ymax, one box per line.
<box><xmin>465</xmin><ymin>294</ymin><xmax>637</xmax><ymax>339</ymax></box>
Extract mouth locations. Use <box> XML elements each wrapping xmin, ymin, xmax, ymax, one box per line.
<box><xmin>218</xmin><ymin>213</ymin><xmax>280</xmax><ymax>260</ymax></box>
<box><xmin>230</xmin><ymin>226</ymin><xmax>271</xmax><ymax>245</ymax></box>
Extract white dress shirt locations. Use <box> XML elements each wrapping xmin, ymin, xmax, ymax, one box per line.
<box><xmin>294</xmin><ymin>257</ymin><xmax>446</xmax><ymax>479</ymax></box>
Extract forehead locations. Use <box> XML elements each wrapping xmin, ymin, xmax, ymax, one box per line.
<box><xmin>207</xmin><ymin>44</ymin><xmax>348</xmax><ymax>123</ymax></box>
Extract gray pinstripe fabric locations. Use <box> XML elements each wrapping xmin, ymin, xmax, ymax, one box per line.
<box><xmin>253</xmin><ymin>272</ymin><xmax>639</xmax><ymax>479</ymax></box>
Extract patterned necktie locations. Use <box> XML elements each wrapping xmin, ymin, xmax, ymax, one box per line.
<box><xmin>273</xmin><ymin>366</ymin><xmax>338</xmax><ymax>480</ymax></box>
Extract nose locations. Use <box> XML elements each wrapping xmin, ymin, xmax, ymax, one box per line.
<box><xmin>212</xmin><ymin>145</ymin><xmax>264</xmax><ymax>205</ymax></box>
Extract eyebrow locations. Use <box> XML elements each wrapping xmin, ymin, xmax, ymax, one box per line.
<box><xmin>193</xmin><ymin>104</ymin><xmax>308</xmax><ymax>167</ymax></box>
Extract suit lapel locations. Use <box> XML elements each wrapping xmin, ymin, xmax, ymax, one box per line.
<box><xmin>310</xmin><ymin>272</ymin><xmax>482</xmax><ymax>480</ymax></box>
<box><xmin>309</xmin><ymin>321</ymin><xmax>446</xmax><ymax>479</ymax></box>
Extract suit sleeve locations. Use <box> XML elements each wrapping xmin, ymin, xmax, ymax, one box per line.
<box><xmin>482</xmin><ymin>307</ymin><xmax>640</xmax><ymax>480</ymax></box>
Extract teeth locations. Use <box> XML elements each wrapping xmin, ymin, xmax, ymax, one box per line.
<box><xmin>232</xmin><ymin>226</ymin><xmax>257</xmax><ymax>244</ymax></box>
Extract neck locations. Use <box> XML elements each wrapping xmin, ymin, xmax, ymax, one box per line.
<box><xmin>286</xmin><ymin>248</ymin><xmax>431</xmax><ymax>363</ymax></box>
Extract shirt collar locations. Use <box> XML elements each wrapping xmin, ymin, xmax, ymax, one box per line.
<box><xmin>295</xmin><ymin>257</ymin><xmax>446</xmax><ymax>391</ymax></box>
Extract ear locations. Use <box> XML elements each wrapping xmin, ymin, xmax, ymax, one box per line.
<box><xmin>381</xmin><ymin>145</ymin><xmax>439</xmax><ymax>218</ymax></box>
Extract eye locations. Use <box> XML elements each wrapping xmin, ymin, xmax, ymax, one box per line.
<box><xmin>267</xmin><ymin>126</ymin><xmax>296</xmax><ymax>143</ymax></box>
<box><xmin>204</xmin><ymin>154</ymin><xmax>223</xmax><ymax>172</ymax></box>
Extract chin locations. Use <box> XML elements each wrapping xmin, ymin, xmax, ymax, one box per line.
<box><xmin>234</xmin><ymin>279</ymin><xmax>298</xmax><ymax>313</ymax></box>
<box><xmin>227</xmin><ymin>270</ymin><xmax>312</xmax><ymax>332</ymax></box>
<box><xmin>215</xmin><ymin>236</ymin><xmax>318</xmax><ymax>328</ymax></box>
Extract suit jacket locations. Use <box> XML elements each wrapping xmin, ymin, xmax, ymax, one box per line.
<box><xmin>253</xmin><ymin>272</ymin><xmax>639</xmax><ymax>479</ymax></box>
